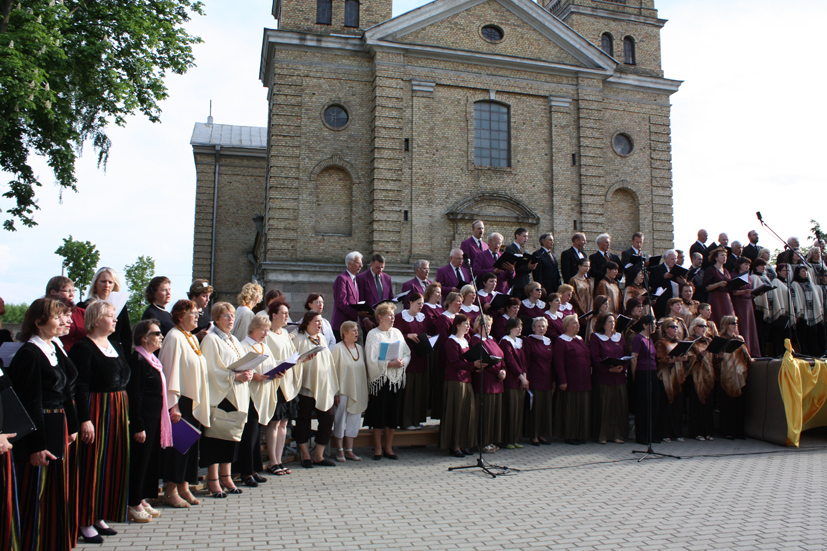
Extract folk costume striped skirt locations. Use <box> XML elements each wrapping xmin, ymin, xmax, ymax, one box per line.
<box><xmin>1</xmin><ymin>450</ymin><xmax>20</xmax><ymax>551</ymax></box>
<box><xmin>16</xmin><ymin>410</ymin><xmax>75</xmax><ymax>551</ymax></box>
<box><xmin>77</xmin><ymin>391</ymin><xmax>130</xmax><ymax>526</ymax></box>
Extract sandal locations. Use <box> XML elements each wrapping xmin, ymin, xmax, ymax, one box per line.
<box><xmin>207</xmin><ymin>479</ymin><xmax>227</xmax><ymax>499</ymax></box>
<box><xmin>695</xmin><ymin>435</ymin><xmax>705</xmax><ymax>441</ymax></box>
<box><xmin>219</xmin><ymin>475</ymin><xmax>242</xmax><ymax>494</ymax></box>
<box><xmin>279</xmin><ymin>464</ymin><xmax>292</xmax><ymax>474</ymax></box>
<box><xmin>345</xmin><ymin>449</ymin><xmax>362</xmax><ymax>461</ymax></box>
<box><xmin>179</xmin><ymin>491</ymin><xmax>200</xmax><ymax>506</ymax></box>
<box><xmin>268</xmin><ymin>464</ymin><xmax>287</xmax><ymax>476</ymax></box>
<box><xmin>163</xmin><ymin>493</ymin><xmax>190</xmax><ymax>508</ymax></box>
<box><xmin>336</xmin><ymin>448</ymin><xmax>347</xmax><ymax>463</ymax></box>
<box><xmin>128</xmin><ymin>506</ymin><xmax>151</xmax><ymax>523</ymax></box>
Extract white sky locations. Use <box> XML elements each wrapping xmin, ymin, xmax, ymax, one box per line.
<box><xmin>1</xmin><ymin>0</ymin><xmax>825</xmax><ymax>305</ymax></box>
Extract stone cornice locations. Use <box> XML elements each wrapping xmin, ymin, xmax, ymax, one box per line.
<box><xmin>606</xmin><ymin>72</ymin><xmax>682</xmax><ymax>95</ymax></box>
<box><xmin>555</xmin><ymin>4</ymin><xmax>667</xmax><ymax>28</ymax></box>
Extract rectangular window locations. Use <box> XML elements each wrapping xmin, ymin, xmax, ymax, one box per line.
<box><xmin>344</xmin><ymin>0</ymin><xmax>359</xmax><ymax>28</ymax></box>
<box><xmin>474</xmin><ymin>102</ymin><xmax>510</xmax><ymax>167</ymax></box>
<box><xmin>316</xmin><ymin>0</ymin><xmax>332</xmax><ymax>25</ymax></box>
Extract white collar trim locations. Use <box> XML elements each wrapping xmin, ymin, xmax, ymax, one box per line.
<box><xmin>424</xmin><ymin>302</ymin><xmax>440</xmax><ymax>309</ymax></box>
<box><xmin>545</xmin><ymin>310</ymin><xmax>563</xmax><ymax>320</ymax></box>
<box><xmin>594</xmin><ymin>332</ymin><xmax>622</xmax><ymax>343</ymax></box>
<box><xmin>522</xmin><ymin>298</ymin><xmax>545</xmax><ymax>309</ymax></box>
<box><xmin>559</xmin><ymin>334</ymin><xmax>582</xmax><ymax>342</ymax></box>
<box><xmin>529</xmin><ymin>334</ymin><xmax>551</xmax><ymax>345</ymax></box>
<box><xmin>501</xmin><ymin>335</ymin><xmax>522</xmax><ymax>349</ymax></box>
<box><xmin>29</xmin><ymin>335</ymin><xmax>57</xmax><ymax>366</ymax></box>
<box><xmin>442</xmin><ymin>311</ymin><xmax>456</xmax><ymax>319</ymax></box>
<box><xmin>460</xmin><ymin>304</ymin><xmax>479</xmax><ymax>313</ymax></box>
<box><xmin>448</xmin><ymin>334</ymin><xmax>468</xmax><ymax>348</ymax></box>
<box><xmin>402</xmin><ymin>310</ymin><xmax>425</xmax><ymax>322</ymax></box>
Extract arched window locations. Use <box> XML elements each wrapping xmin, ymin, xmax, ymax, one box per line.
<box><xmin>601</xmin><ymin>32</ymin><xmax>613</xmax><ymax>57</ymax></box>
<box><xmin>316</xmin><ymin>0</ymin><xmax>332</xmax><ymax>24</ymax></box>
<box><xmin>623</xmin><ymin>36</ymin><xmax>636</xmax><ymax>65</ymax></box>
<box><xmin>344</xmin><ymin>0</ymin><xmax>360</xmax><ymax>28</ymax></box>
<box><xmin>474</xmin><ymin>101</ymin><xmax>510</xmax><ymax>168</ymax></box>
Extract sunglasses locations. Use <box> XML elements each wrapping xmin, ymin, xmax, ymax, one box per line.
<box><xmin>696</xmin><ymin>325</ymin><xmax>707</xmax><ymax>329</ymax></box>
<box><xmin>667</xmin><ymin>325</ymin><xmax>678</xmax><ymax>329</ymax></box>
<box><xmin>148</xmin><ymin>331</ymin><xmax>162</xmax><ymax>337</ymax></box>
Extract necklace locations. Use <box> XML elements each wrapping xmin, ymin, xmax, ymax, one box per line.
<box><xmin>251</xmin><ymin>342</ymin><xmax>266</xmax><ymax>355</ymax></box>
<box><xmin>308</xmin><ymin>335</ymin><xmax>321</xmax><ymax>346</ymax></box>
<box><xmin>225</xmin><ymin>336</ymin><xmax>242</xmax><ymax>359</ymax></box>
<box><xmin>346</xmin><ymin>344</ymin><xmax>360</xmax><ymax>361</ymax></box>
<box><xmin>176</xmin><ymin>325</ymin><xmax>202</xmax><ymax>356</ymax></box>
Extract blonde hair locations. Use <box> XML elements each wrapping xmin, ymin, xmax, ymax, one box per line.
<box><xmin>340</xmin><ymin>320</ymin><xmax>358</xmax><ymax>335</ymax></box>
<box><xmin>88</xmin><ymin>267</ymin><xmax>122</xmax><ymax>299</ymax></box>
<box><xmin>443</xmin><ymin>291</ymin><xmax>460</xmax><ymax>309</ymax></box>
<box><xmin>248</xmin><ymin>315</ymin><xmax>271</xmax><ymax>334</ymax></box>
<box><xmin>211</xmin><ymin>301</ymin><xmax>235</xmax><ymax>321</ymax></box>
<box><xmin>84</xmin><ymin>299</ymin><xmax>116</xmax><ymax>334</ymax></box>
<box><xmin>459</xmin><ymin>284</ymin><xmax>476</xmax><ymax>300</ymax></box>
<box><xmin>375</xmin><ymin>302</ymin><xmax>396</xmax><ymax>318</ymax></box>
<box><xmin>473</xmin><ymin>314</ymin><xmax>493</xmax><ymax>332</ymax></box>
<box><xmin>524</xmin><ymin>282</ymin><xmax>542</xmax><ymax>296</ymax></box>
<box><xmin>719</xmin><ymin>315</ymin><xmax>739</xmax><ymax>336</ymax></box>
<box><xmin>562</xmin><ymin>314</ymin><xmax>578</xmax><ymax>331</ymax></box>
<box><xmin>558</xmin><ymin>284</ymin><xmax>574</xmax><ymax>295</ymax></box>
<box><xmin>688</xmin><ymin>316</ymin><xmax>707</xmax><ymax>335</ymax></box>
<box><xmin>237</xmin><ymin>283</ymin><xmax>263</xmax><ymax>307</ymax></box>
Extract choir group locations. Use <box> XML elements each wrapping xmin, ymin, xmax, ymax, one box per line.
<box><xmin>1</xmin><ymin>222</ymin><xmax>825</xmax><ymax>550</ymax></box>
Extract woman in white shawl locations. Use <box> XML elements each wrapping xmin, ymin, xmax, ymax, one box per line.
<box><xmin>364</xmin><ymin>303</ymin><xmax>412</xmax><ymax>460</ymax></box>
<box><xmin>790</xmin><ymin>265</ymin><xmax>825</xmax><ymax>356</ymax></box>
<box><xmin>293</xmin><ymin>310</ymin><xmax>339</xmax><ymax>468</ymax></box>
<box><xmin>329</xmin><ymin>320</ymin><xmax>369</xmax><ymax>462</ymax></box>
<box><xmin>231</xmin><ymin>283</ymin><xmax>263</xmax><ymax>341</ymax></box>
<box><xmin>200</xmin><ymin>302</ymin><xmax>252</xmax><ymax>498</ymax></box>
<box><xmin>158</xmin><ymin>299</ymin><xmax>211</xmax><ymax>508</ymax></box>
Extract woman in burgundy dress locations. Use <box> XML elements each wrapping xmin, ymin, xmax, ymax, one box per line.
<box><xmin>469</xmin><ymin>315</ymin><xmax>506</xmax><ymax>454</ymax></box>
<box><xmin>554</xmin><ymin>315</ymin><xmax>592</xmax><ymax>445</ymax></box>
<box><xmin>499</xmin><ymin>317</ymin><xmax>528</xmax><ymax>449</ymax></box>
<box><xmin>430</xmin><ymin>292</ymin><xmax>463</xmax><ymax>421</ymax></box>
<box><xmin>393</xmin><ymin>292</ymin><xmax>430</xmax><ymax>430</ymax></box>
<box><xmin>703</xmin><ymin>248</ymin><xmax>735</xmax><ymax>327</ymax></box>
<box><xmin>524</xmin><ymin>317</ymin><xmax>554</xmax><ymax>445</ymax></box>
<box><xmin>492</xmin><ymin>297</ymin><xmax>521</xmax><ymax>341</ymax></box>
<box><xmin>589</xmin><ymin>313</ymin><xmax>630</xmax><ymax>444</ymax></box>
<box><xmin>422</xmin><ymin>283</ymin><xmax>444</xmax><ymax>334</ymax></box>
<box><xmin>543</xmin><ymin>293</ymin><xmax>565</xmax><ymax>341</ymax></box>
<box><xmin>730</xmin><ymin>257</ymin><xmax>760</xmax><ymax>356</ymax></box>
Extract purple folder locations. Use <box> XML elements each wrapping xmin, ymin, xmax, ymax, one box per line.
<box><xmin>171</xmin><ymin>418</ymin><xmax>201</xmax><ymax>455</ymax></box>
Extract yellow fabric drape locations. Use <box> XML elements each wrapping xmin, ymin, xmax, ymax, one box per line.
<box><xmin>779</xmin><ymin>339</ymin><xmax>827</xmax><ymax>447</ymax></box>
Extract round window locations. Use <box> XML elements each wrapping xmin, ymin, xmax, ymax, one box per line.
<box><xmin>612</xmin><ymin>133</ymin><xmax>634</xmax><ymax>156</ymax></box>
<box><xmin>481</xmin><ymin>25</ymin><xmax>504</xmax><ymax>43</ymax></box>
<box><xmin>323</xmin><ymin>105</ymin><xmax>349</xmax><ymax>130</ymax></box>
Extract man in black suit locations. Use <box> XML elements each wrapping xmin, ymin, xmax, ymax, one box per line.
<box><xmin>560</xmin><ymin>232</ymin><xmax>588</xmax><ymax>284</ymax></box>
<box><xmin>588</xmin><ymin>233</ymin><xmax>621</xmax><ymax>281</ymax></box>
<box><xmin>777</xmin><ymin>236</ymin><xmax>806</xmax><ymax>267</ymax></box>
<box><xmin>620</xmin><ymin>231</ymin><xmax>649</xmax><ymax>279</ymax></box>
<box><xmin>743</xmin><ymin>230</ymin><xmax>760</xmax><ymax>261</ymax></box>
<box><xmin>532</xmin><ymin>232</ymin><xmax>561</xmax><ymax>294</ymax></box>
<box><xmin>648</xmin><ymin>249</ymin><xmax>684</xmax><ymax>319</ymax></box>
<box><xmin>505</xmin><ymin>227</ymin><xmax>538</xmax><ymax>299</ymax></box>
<box><xmin>689</xmin><ymin>229</ymin><xmax>710</xmax><ymax>269</ymax></box>
<box><xmin>686</xmin><ymin>252</ymin><xmax>707</xmax><ymax>303</ymax></box>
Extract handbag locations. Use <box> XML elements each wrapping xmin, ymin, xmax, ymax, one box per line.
<box><xmin>202</xmin><ymin>405</ymin><xmax>246</xmax><ymax>442</ymax></box>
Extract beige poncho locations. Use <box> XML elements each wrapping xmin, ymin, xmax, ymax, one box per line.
<box><xmin>201</xmin><ymin>327</ymin><xmax>250</xmax><ymax>415</ymax></box>
<box><xmin>294</xmin><ymin>332</ymin><xmax>339</xmax><ymax>411</ymax></box>
<box><xmin>241</xmin><ymin>336</ymin><xmax>278</xmax><ymax>425</ymax></box>
<box><xmin>264</xmin><ymin>329</ymin><xmax>301</xmax><ymax>402</ymax></box>
<box><xmin>158</xmin><ymin>327</ymin><xmax>211</xmax><ymax>428</ymax></box>
<box><xmin>329</xmin><ymin>341</ymin><xmax>369</xmax><ymax>415</ymax></box>
<box><xmin>364</xmin><ymin>327</ymin><xmax>411</xmax><ymax>395</ymax></box>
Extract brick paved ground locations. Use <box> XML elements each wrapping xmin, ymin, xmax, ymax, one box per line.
<box><xmin>102</xmin><ymin>431</ymin><xmax>827</xmax><ymax>551</ymax></box>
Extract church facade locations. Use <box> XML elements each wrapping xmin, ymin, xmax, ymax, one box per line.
<box><xmin>191</xmin><ymin>0</ymin><xmax>681</xmax><ymax>303</ymax></box>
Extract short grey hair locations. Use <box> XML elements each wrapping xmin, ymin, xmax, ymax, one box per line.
<box><xmin>663</xmin><ymin>249</ymin><xmax>677</xmax><ymax>259</ymax></box>
<box><xmin>488</xmin><ymin>232</ymin><xmax>503</xmax><ymax>243</ymax></box>
<box><xmin>345</xmin><ymin>251</ymin><xmax>362</xmax><ymax>266</ymax></box>
<box><xmin>413</xmin><ymin>259</ymin><xmax>429</xmax><ymax>271</ymax></box>
<box><xmin>449</xmin><ymin>248</ymin><xmax>463</xmax><ymax>257</ymax></box>
<box><xmin>596</xmin><ymin>233</ymin><xmax>611</xmax><ymax>245</ymax></box>
<box><xmin>539</xmin><ymin>233</ymin><xmax>552</xmax><ymax>245</ymax></box>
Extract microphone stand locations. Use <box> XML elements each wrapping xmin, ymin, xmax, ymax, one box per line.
<box><xmin>632</xmin><ymin>256</ymin><xmax>680</xmax><ymax>462</ymax></box>
<box><xmin>755</xmin><ymin>213</ymin><xmax>803</xmax><ymax>353</ymax></box>
<box><xmin>449</xmin><ymin>257</ymin><xmax>509</xmax><ymax>478</ymax></box>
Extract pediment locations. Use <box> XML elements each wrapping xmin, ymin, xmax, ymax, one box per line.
<box><xmin>366</xmin><ymin>0</ymin><xmax>615</xmax><ymax>73</ymax></box>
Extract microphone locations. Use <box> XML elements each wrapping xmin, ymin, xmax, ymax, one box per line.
<box><xmin>756</xmin><ymin>211</ymin><xmax>763</xmax><ymax>224</ymax></box>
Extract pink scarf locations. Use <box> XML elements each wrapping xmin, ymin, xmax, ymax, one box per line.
<box><xmin>136</xmin><ymin>346</ymin><xmax>173</xmax><ymax>449</ymax></box>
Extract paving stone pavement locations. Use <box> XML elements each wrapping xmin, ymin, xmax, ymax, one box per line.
<box><xmin>101</xmin><ymin>433</ymin><xmax>827</xmax><ymax>551</ymax></box>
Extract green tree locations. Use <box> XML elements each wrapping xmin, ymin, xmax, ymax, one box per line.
<box><xmin>1</xmin><ymin>302</ymin><xmax>28</xmax><ymax>324</ymax></box>
<box><xmin>0</xmin><ymin>0</ymin><xmax>204</xmax><ymax>231</ymax></box>
<box><xmin>124</xmin><ymin>255</ymin><xmax>155</xmax><ymax>324</ymax></box>
<box><xmin>54</xmin><ymin>235</ymin><xmax>99</xmax><ymax>296</ymax></box>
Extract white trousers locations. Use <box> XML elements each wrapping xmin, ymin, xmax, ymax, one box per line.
<box><xmin>333</xmin><ymin>396</ymin><xmax>362</xmax><ymax>439</ymax></box>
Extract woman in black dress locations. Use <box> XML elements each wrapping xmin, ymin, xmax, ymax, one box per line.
<box><xmin>8</xmin><ymin>298</ymin><xmax>80</xmax><ymax>550</ymax></box>
<box><xmin>126</xmin><ymin>320</ymin><xmax>173</xmax><ymax>522</ymax></box>
<box><xmin>142</xmin><ymin>276</ymin><xmax>174</xmax><ymax>336</ymax></box>
<box><xmin>78</xmin><ymin>267</ymin><xmax>132</xmax><ymax>354</ymax></box>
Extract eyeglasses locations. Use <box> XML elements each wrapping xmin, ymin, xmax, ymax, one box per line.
<box><xmin>220</xmin><ymin>314</ymin><xmax>235</xmax><ymax>320</ymax></box>
<box><xmin>148</xmin><ymin>331</ymin><xmax>162</xmax><ymax>337</ymax></box>
<box><xmin>696</xmin><ymin>325</ymin><xmax>707</xmax><ymax>329</ymax></box>
<box><xmin>667</xmin><ymin>325</ymin><xmax>678</xmax><ymax>329</ymax></box>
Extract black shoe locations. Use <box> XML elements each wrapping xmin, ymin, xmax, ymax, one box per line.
<box><xmin>383</xmin><ymin>451</ymin><xmax>398</xmax><ymax>460</ymax></box>
<box><xmin>252</xmin><ymin>473</ymin><xmax>267</xmax><ymax>483</ymax></box>
<box><xmin>450</xmin><ymin>449</ymin><xmax>465</xmax><ymax>457</ymax></box>
<box><xmin>564</xmin><ymin>439</ymin><xmax>579</xmax><ymax>445</ymax></box>
<box><xmin>539</xmin><ymin>438</ymin><xmax>551</xmax><ymax>445</ymax></box>
<box><xmin>80</xmin><ymin>533</ymin><xmax>104</xmax><ymax>544</ymax></box>
<box><xmin>577</xmin><ymin>439</ymin><xmax>587</xmax><ymax>445</ymax></box>
<box><xmin>373</xmin><ymin>454</ymin><xmax>382</xmax><ymax>460</ymax></box>
<box><xmin>530</xmin><ymin>440</ymin><xmax>540</xmax><ymax>446</ymax></box>
<box><xmin>219</xmin><ymin>475</ymin><xmax>242</xmax><ymax>494</ymax></box>
<box><xmin>94</xmin><ymin>526</ymin><xmax>117</xmax><ymax>536</ymax></box>
<box><xmin>461</xmin><ymin>448</ymin><xmax>474</xmax><ymax>455</ymax></box>
<box><xmin>313</xmin><ymin>458</ymin><xmax>336</xmax><ymax>467</ymax></box>
<box><xmin>301</xmin><ymin>459</ymin><xmax>314</xmax><ymax>468</ymax></box>
<box><xmin>242</xmin><ymin>476</ymin><xmax>258</xmax><ymax>488</ymax></box>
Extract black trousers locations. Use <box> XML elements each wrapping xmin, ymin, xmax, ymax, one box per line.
<box><xmin>686</xmin><ymin>378</ymin><xmax>714</xmax><ymax>438</ymax></box>
<box><xmin>718</xmin><ymin>388</ymin><xmax>745</xmax><ymax>439</ymax></box>
<box><xmin>233</xmin><ymin>400</ymin><xmax>263</xmax><ymax>477</ymax></box>
<box><xmin>294</xmin><ymin>394</ymin><xmax>334</xmax><ymax>446</ymax></box>
<box><xmin>634</xmin><ymin>370</ymin><xmax>660</xmax><ymax>445</ymax></box>
<box><xmin>128</xmin><ymin>416</ymin><xmax>161</xmax><ymax>505</ymax></box>
<box><xmin>656</xmin><ymin>386</ymin><xmax>683</xmax><ymax>440</ymax></box>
